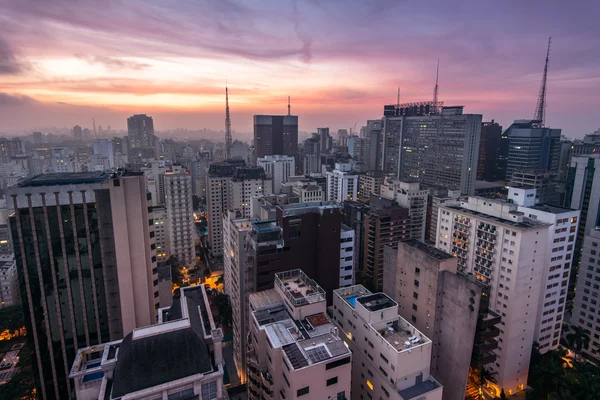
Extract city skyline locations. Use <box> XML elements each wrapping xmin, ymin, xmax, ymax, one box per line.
<box><xmin>0</xmin><ymin>1</ymin><xmax>599</xmax><ymax>136</ymax></box>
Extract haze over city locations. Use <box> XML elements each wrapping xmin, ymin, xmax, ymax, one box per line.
<box><xmin>1</xmin><ymin>0</ymin><xmax>599</xmax><ymax>137</ymax></box>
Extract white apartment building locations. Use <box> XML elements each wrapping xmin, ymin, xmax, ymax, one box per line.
<box><xmin>281</xmin><ymin>177</ymin><xmax>324</xmax><ymax>203</ymax></box>
<box><xmin>381</xmin><ymin>180</ymin><xmax>429</xmax><ymax>241</ymax></box>
<box><xmin>509</xmin><ymin>187</ymin><xmax>580</xmax><ymax>353</ymax></box>
<box><xmin>257</xmin><ymin>155</ymin><xmax>295</xmax><ymax>193</ymax></box>
<box><xmin>572</xmin><ymin>227</ymin><xmax>600</xmax><ymax>361</ymax></box>
<box><xmin>70</xmin><ymin>285</ymin><xmax>225</xmax><ymax>400</ymax></box>
<box><xmin>164</xmin><ymin>170</ymin><xmax>195</xmax><ymax>266</ymax></box>
<box><xmin>436</xmin><ymin>197</ymin><xmax>551</xmax><ymax>396</ymax></box>
<box><xmin>50</xmin><ymin>147</ymin><xmax>74</xmax><ymax>172</ymax></box>
<box><xmin>229</xmin><ymin>167</ymin><xmax>273</xmax><ymax>219</ymax></box>
<box><xmin>247</xmin><ymin>270</ymin><xmax>352</xmax><ymax>400</ymax></box>
<box><xmin>222</xmin><ymin>211</ymin><xmax>253</xmax><ymax>382</ymax></box>
<box><xmin>340</xmin><ymin>225</ymin><xmax>355</xmax><ymax>287</ymax></box>
<box><xmin>332</xmin><ymin>286</ymin><xmax>443</xmax><ymax>400</ymax></box>
<box><xmin>358</xmin><ymin>171</ymin><xmax>385</xmax><ymax>202</ymax></box>
<box><xmin>327</xmin><ymin>163</ymin><xmax>358</xmax><ymax>203</ymax></box>
<box><xmin>92</xmin><ymin>139</ymin><xmax>115</xmax><ymax>169</ymax></box>
<box><xmin>152</xmin><ymin>206</ymin><xmax>169</xmax><ymax>262</ymax></box>
<box><xmin>207</xmin><ymin>167</ymin><xmax>234</xmax><ymax>258</ymax></box>
<box><xmin>0</xmin><ymin>254</ymin><xmax>20</xmax><ymax>307</ymax></box>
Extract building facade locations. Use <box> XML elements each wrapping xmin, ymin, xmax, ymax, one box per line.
<box><xmin>152</xmin><ymin>206</ymin><xmax>169</xmax><ymax>262</ymax></box>
<box><xmin>0</xmin><ymin>254</ymin><xmax>20</xmax><ymax>307</ymax></box>
<box><xmin>8</xmin><ymin>171</ymin><xmax>159</xmax><ymax>400</ymax></box>
<box><xmin>164</xmin><ymin>170</ymin><xmax>195</xmax><ymax>267</ymax></box>
<box><xmin>253</xmin><ymin>115</ymin><xmax>299</xmax><ymax>163</ymax></box>
<box><xmin>327</xmin><ymin>163</ymin><xmax>359</xmax><ymax>203</ymax></box>
<box><xmin>257</xmin><ymin>155</ymin><xmax>294</xmax><ymax>194</ymax></box>
<box><xmin>358</xmin><ymin>171</ymin><xmax>385</xmax><ymax>203</ymax></box>
<box><xmin>435</xmin><ymin>197</ymin><xmax>551</xmax><ymax>395</ymax></box>
<box><xmin>230</xmin><ymin>167</ymin><xmax>273</xmax><ymax>218</ymax></box>
<box><xmin>477</xmin><ymin>120</ymin><xmax>505</xmax><ymax>182</ymax></box>
<box><xmin>381</xmin><ymin>180</ymin><xmax>429</xmax><ymax>241</ymax></box>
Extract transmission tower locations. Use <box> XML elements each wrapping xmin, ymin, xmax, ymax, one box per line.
<box><xmin>534</xmin><ymin>37</ymin><xmax>551</xmax><ymax>127</ymax></box>
<box><xmin>225</xmin><ymin>84</ymin><xmax>232</xmax><ymax>159</ymax></box>
<box><xmin>433</xmin><ymin>59</ymin><xmax>440</xmax><ymax>113</ymax></box>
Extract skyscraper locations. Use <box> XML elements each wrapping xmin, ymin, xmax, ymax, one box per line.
<box><xmin>164</xmin><ymin>169</ymin><xmax>195</xmax><ymax>267</ymax></box>
<box><xmin>73</xmin><ymin>125</ymin><xmax>83</xmax><ymax>140</ymax></box>
<box><xmin>253</xmin><ymin>114</ymin><xmax>298</xmax><ymax>162</ymax></box>
<box><xmin>127</xmin><ymin>114</ymin><xmax>156</xmax><ymax>161</ymax></box>
<box><xmin>503</xmin><ymin>120</ymin><xmax>561</xmax><ymax>182</ymax></box>
<box><xmin>326</xmin><ymin>163</ymin><xmax>358</xmax><ymax>202</ymax></box>
<box><xmin>8</xmin><ymin>171</ymin><xmax>159</xmax><ymax>400</ymax></box>
<box><xmin>257</xmin><ymin>154</ymin><xmax>295</xmax><ymax>193</ymax></box>
<box><xmin>477</xmin><ymin>120</ymin><xmax>504</xmax><ymax>181</ymax></box>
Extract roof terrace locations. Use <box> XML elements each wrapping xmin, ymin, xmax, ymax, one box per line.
<box><xmin>275</xmin><ymin>270</ymin><xmax>325</xmax><ymax>307</ymax></box>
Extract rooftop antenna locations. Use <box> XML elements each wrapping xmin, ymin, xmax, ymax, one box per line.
<box><xmin>397</xmin><ymin>87</ymin><xmax>400</xmax><ymax>107</ymax></box>
<box><xmin>433</xmin><ymin>59</ymin><xmax>440</xmax><ymax>106</ymax></box>
<box><xmin>287</xmin><ymin>96</ymin><xmax>291</xmax><ymax>116</ymax></box>
<box><xmin>534</xmin><ymin>37</ymin><xmax>551</xmax><ymax>127</ymax></box>
<box><xmin>93</xmin><ymin>118</ymin><xmax>96</xmax><ymax>135</ymax></box>
<box><xmin>225</xmin><ymin>81</ymin><xmax>232</xmax><ymax>159</ymax></box>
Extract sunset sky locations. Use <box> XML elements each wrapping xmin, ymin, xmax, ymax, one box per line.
<box><xmin>0</xmin><ymin>0</ymin><xmax>599</xmax><ymax>138</ymax></box>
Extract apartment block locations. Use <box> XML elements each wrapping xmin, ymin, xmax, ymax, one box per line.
<box><xmin>435</xmin><ymin>197</ymin><xmax>551</xmax><ymax>395</ymax></box>
<box><xmin>257</xmin><ymin>155</ymin><xmax>295</xmax><ymax>193</ymax></box>
<box><xmin>165</xmin><ymin>170</ymin><xmax>195</xmax><ymax>267</ymax></box>
<box><xmin>70</xmin><ymin>285</ymin><xmax>225</xmax><ymax>400</ymax></box>
<box><xmin>8</xmin><ymin>171</ymin><xmax>159</xmax><ymax>400</ymax></box>
<box><xmin>343</xmin><ymin>201</ymin><xmax>370</xmax><ymax>276</ymax></box>
<box><xmin>340</xmin><ymin>224</ymin><xmax>355</xmax><ymax>287</ymax></box>
<box><xmin>381</xmin><ymin>180</ymin><xmax>429</xmax><ymax>241</ymax></box>
<box><xmin>509</xmin><ymin>187</ymin><xmax>580</xmax><ymax>352</ymax></box>
<box><xmin>363</xmin><ymin>196</ymin><xmax>410</xmax><ymax>291</ymax></box>
<box><xmin>571</xmin><ymin>227</ymin><xmax>600</xmax><ymax>361</ymax></box>
<box><xmin>247</xmin><ymin>270</ymin><xmax>352</xmax><ymax>400</ymax></box>
<box><xmin>230</xmin><ymin>166</ymin><xmax>273</xmax><ymax>218</ymax></box>
<box><xmin>152</xmin><ymin>205</ymin><xmax>169</xmax><ymax>262</ymax></box>
<box><xmin>425</xmin><ymin>189</ymin><xmax>462</xmax><ymax>245</ymax></box>
<box><xmin>383</xmin><ymin>240</ymin><xmax>500</xmax><ymax>400</ymax></box>
<box><xmin>358</xmin><ymin>171</ymin><xmax>385</xmax><ymax>202</ymax></box>
<box><xmin>0</xmin><ymin>254</ymin><xmax>20</xmax><ymax>307</ymax></box>
<box><xmin>327</xmin><ymin>163</ymin><xmax>359</xmax><ymax>202</ymax></box>
<box><xmin>332</xmin><ymin>286</ymin><xmax>443</xmax><ymax>400</ymax></box>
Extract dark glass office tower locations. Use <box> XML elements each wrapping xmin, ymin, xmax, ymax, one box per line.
<box><xmin>253</xmin><ymin>115</ymin><xmax>298</xmax><ymax>162</ymax></box>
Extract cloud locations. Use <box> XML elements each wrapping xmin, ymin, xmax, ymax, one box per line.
<box><xmin>74</xmin><ymin>54</ymin><xmax>150</xmax><ymax>70</ymax></box>
<box><xmin>0</xmin><ymin>92</ymin><xmax>36</xmax><ymax>106</ymax></box>
<box><xmin>0</xmin><ymin>36</ymin><xmax>30</xmax><ymax>75</ymax></box>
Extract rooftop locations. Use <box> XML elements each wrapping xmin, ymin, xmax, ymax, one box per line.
<box><xmin>16</xmin><ymin>171</ymin><xmax>108</xmax><ymax>187</ymax></box>
<box><xmin>275</xmin><ymin>270</ymin><xmax>326</xmax><ymax>306</ymax></box>
<box><xmin>398</xmin><ymin>378</ymin><xmax>441</xmax><ymax>400</ymax></box>
<box><xmin>357</xmin><ymin>293</ymin><xmax>397</xmax><ymax>312</ymax></box>
<box><xmin>401</xmin><ymin>239</ymin><xmax>454</xmax><ymax>261</ymax></box>
<box><xmin>530</xmin><ymin>203</ymin><xmax>578</xmax><ymax>215</ymax></box>
<box><xmin>444</xmin><ymin>203</ymin><xmax>548</xmax><ymax>230</ymax></box>
<box><xmin>232</xmin><ymin>166</ymin><xmax>267</xmax><ymax>181</ymax></box>
<box><xmin>278</xmin><ymin>201</ymin><xmax>341</xmax><ymax>217</ymax></box>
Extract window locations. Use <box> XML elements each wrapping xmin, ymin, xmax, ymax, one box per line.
<box><xmin>201</xmin><ymin>381</ymin><xmax>218</xmax><ymax>400</ymax></box>
<box><xmin>297</xmin><ymin>387</ymin><xmax>310</xmax><ymax>397</ymax></box>
<box><xmin>413</xmin><ymin>292</ymin><xmax>419</xmax><ymax>299</ymax></box>
<box><xmin>169</xmin><ymin>388</ymin><xmax>195</xmax><ymax>400</ymax></box>
<box><xmin>414</xmin><ymin>280</ymin><xmax>420</xmax><ymax>287</ymax></box>
<box><xmin>327</xmin><ymin>377</ymin><xmax>338</xmax><ymax>386</ymax></box>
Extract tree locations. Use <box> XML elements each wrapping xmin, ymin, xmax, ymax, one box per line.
<box><xmin>499</xmin><ymin>389</ymin><xmax>507</xmax><ymax>400</ymax></box>
<box><xmin>0</xmin><ymin>305</ymin><xmax>24</xmax><ymax>336</ymax></box>
<box><xmin>565</xmin><ymin>325</ymin><xmax>590</xmax><ymax>359</ymax></box>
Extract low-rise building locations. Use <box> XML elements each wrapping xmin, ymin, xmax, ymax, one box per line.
<box><xmin>332</xmin><ymin>286</ymin><xmax>443</xmax><ymax>400</ymax></box>
<box><xmin>247</xmin><ymin>270</ymin><xmax>352</xmax><ymax>400</ymax></box>
<box><xmin>0</xmin><ymin>254</ymin><xmax>20</xmax><ymax>307</ymax></box>
<box><xmin>70</xmin><ymin>285</ymin><xmax>225</xmax><ymax>400</ymax></box>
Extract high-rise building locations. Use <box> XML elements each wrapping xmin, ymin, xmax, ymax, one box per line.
<box><xmin>257</xmin><ymin>155</ymin><xmax>295</xmax><ymax>193</ymax></box>
<box><xmin>32</xmin><ymin>131</ymin><xmax>43</xmax><ymax>144</ymax></box>
<box><xmin>477</xmin><ymin>120</ymin><xmax>504</xmax><ymax>182</ymax></box>
<box><xmin>363</xmin><ymin>196</ymin><xmax>410</xmax><ymax>290</ymax></box>
<box><xmin>70</xmin><ymin>285</ymin><xmax>226</xmax><ymax>400</ymax></box>
<box><xmin>253</xmin><ymin>115</ymin><xmax>298</xmax><ymax>162</ymax></box>
<box><xmin>340</xmin><ymin>224</ymin><xmax>355</xmax><ymax>286</ymax></box>
<box><xmin>508</xmin><ymin>187</ymin><xmax>580</xmax><ymax>352</ymax></box>
<box><xmin>380</xmin><ymin>115</ymin><xmax>403</xmax><ymax>174</ymax></box>
<box><xmin>364</xmin><ymin>120</ymin><xmax>382</xmax><ymax>171</ymax></box>
<box><xmin>358</xmin><ymin>171</ymin><xmax>385</xmax><ymax>202</ymax></box>
<box><xmin>164</xmin><ymin>170</ymin><xmax>195</xmax><ymax>267</ymax></box>
<box><xmin>332</xmin><ymin>285</ymin><xmax>443</xmax><ymax>400</ymax></box>
<box><xmin>397</xmin><ymin>106</ymin><xmax>481</xmax><ymax>195</ymax></box>
<box><xmin>504</xmin><ymin>120</ymin><xmax>561</xmax><ymax>182</ymax></box>
<box><xmin>509</xmin><ymin>169</ymin><xmax>565</xmax><ymax>206</ymax></box>
<box><xmin>191</xmin><ymin>149</ymin><xmax>211</xmax><ymax>198</ymax></box>
<box><xmin>302</xmin><ymin>136</ymin><xmax>321</xmax><ymax>175</ymax></box>
<box><xmin>381</xmin><ymin>179</ymin><xmax>429</xmax><ymax>241</ymax></box>
<box><xmin>50</xmin><ymin>147</ymin><xmax>74</xmax><ymax>173</ymax></box>
<box><xmin>206</xmin><ymin>160</ymin><xmax>246</xmax><ymax>257</ymax></box>
<box><xmin>73</xmin><ymin>125</ymin><xmax>83</xmax><ymax>140</ymax></box>
<box><xmin>0</xmin><ymin>254</ymin><xmax>20</xmax><ymax>307</ymax></box>
<box><xmin>436</xmin><ymin>197</ymin><xmax>552</xmax><ymax>395</ymax></box>
<box><xmin>8</xmin><ymin>171</ymin><xmax>159</xmax><ymax>400</ymax></box>
<box><xmin>317</xmin><ymin>127</ymin><xmax>332</xmax><ymax>152</ymax></box>
<box><xmin>151</xmin><ymin>206</ymin><xmax>169</xmax><ymax>262</ymax></box>
<box><xmin>230</xmin><ymin>166</ymin><xmax>272</xmax><ymax>218</ymax></box>
<box><xmin>127</xmin><ymin>114</ymin><xmax>156</xmax><ymax>161</ymax></box>
<box><xmin>247</xmin><ymin>270</ymin><xmax>352</xmax><ymax>400</ymax></box>
<box><xmin>92</xmin><ymin>138</ymin><xmax>115</xmax><ymax>171</ymax></box>
<box><xmin>425</xmin><ymin>188</ymin><xmax>462</xmax><ymax>245</ymax></box>
<box><xmin>326</xmin><ymin>163</ymin><xmax>358</xmax><ymax>203</ymax></box>
<box><xmin>565</xmin><ymin>155</ymin><xmax>600</xmax><ymax>262</ymax></box>
<box><xmin>383</xmin><ymin>240</ymin><xmax>499</xmax><ymax>400</ymax></box>
<box><xmin>571</xmin><ymin>227</ymin><xmax>600</xmax><ymax>361</ymax></box>
<box><xmin>343</xmin><ymin>201</ymin><xmax>370</xmax><ymax>276</ymax></box>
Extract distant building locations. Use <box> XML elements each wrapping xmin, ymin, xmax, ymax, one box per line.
<box><xmin>0</xmin><ymin>254</ymin><xmax>20</xmax><ymax>307</ymax></box>
<box><xmin>343</xmin><ymin>201</ymin><xmax>370</xmax><ymax>276</ymax></box>
<box><xmin>326</xmin><ymin>163</ymin><xmax>358</xmax><ymax>202</ymax></box>
<box><xmin>332</xmin><ymin>286</ymin><xmax>443</xmax><ymax>400</ymax></box>
<box><xmin>302</xmin><ymin>136</ymin><xmax>321</xmax><ymax>175</ymax></box>
<box><xmin>70</xmin><ymin>285</ymin><xmax>225</xmax><ymax>400</ymax></box>
<box><xmin>381</xmin><ymin>179</ymin><xmax>429</xmax><ymax>241</ymax></box>
<box><xmin>32</xmin><ymin>131</ymin><xmax>43</xmax><ymax>144</ymax></box>
<box><xmin>253</xmin><ymin>115</ymin><xmax>298</xmax><ymax>163</ymax></box>
<box><xmin>247</xmin><ymin>270</ymin><xmax>352</xmax><ymax>400</ymax></box>
<box><xmin>152</xmin><ymin>206</ymin><xmax>169</xmax><ymax>262</ymax></box>
<box><xmin>50</xmin><ymin>147</ymin><xmax>74</xmax><ymax>172</ymax></box>
<box><xmin>358</xmin><ymin>170</ymin><xmax>385</xmax><ymax>202</ymax></box>
<box><xmin>257</xmin><ymin>154</ymin><xmax>295</xmax><ymax>193</ymax></box>
<box><xmin>571</xmin><ymin>227</ymin><xmax>600</xmax><ymax>361</ymax></box>
<box><xmin>504</xmin><ymin>120</ymin><xmax>561</xmax><ymax>182</ymax></box>
<box><xmin>73</xmin><ymin>125</ymin><xmax>83</xmax><ymax>140</ymax></box>
<box><xmin>9</xmin><ymin>171</ymin><xmax>159</xmax><ymax>400</ymax></box>
<box><xmin>92</xmin><ymin>139</ymin><xmax>115</xmax><ymax>170</ymax></box>
<box><xmin>477</xmin><ymin>120</ymin><xmax>505</xmax><ymax>181</ymax></box>
<box><xmin>230</xmin><ymin>166</ymin><xmax>272</xmax><ymax>218</ymax></box>
<box><xmin>383</xmin><ymin>240</ymin><xmax>498</xmax><ymax>400</ymax></box>
<box><xmin>127</xmin><ymin>114</ymin><xmax>156</xmax><ymax>161</ymax></box>
<box><xmin>164</xmin><ymin>170</ymin><xmax>195</xmax><ymax>267</ymax></box>
<box><xmin>509</xmin><ymin>169</ymin><xmax>565</xmax><ymax>206</ymax></box>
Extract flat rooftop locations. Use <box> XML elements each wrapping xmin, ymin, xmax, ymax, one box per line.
<box><xmin>445</xmin><ymin>203</ymin><xmax>548</xmax><ymax>230</ymax></box>
<box><xmin>16</xmin><ymin>172</ymin><xmax>108</xmax><ymax>187</ymax></box>
<box><xmin>357</xmin><ymin>293</ymin><xmax>397</xmax><ymax>312</ymax></box>
<box><xmin>398</xmin><ymin>379</ymin><xmax>441</xmax><ymax>399</ymax></box>
<box><xmin>530</xmin><ymin>203</ymin><xmax>577</xmax><ymax>214</ymax></box>
<box><xmin>401</xmin><ymin>239</ymin><xmax>454</xmax><ymax>260</ymax></box>
<box><xmin>276</xmin><ymin>270</ymin><xmax>325</xmax><ymax>306</ymax></box>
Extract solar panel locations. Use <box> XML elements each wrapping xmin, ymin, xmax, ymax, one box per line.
<box><xmin>306</xmin><ymin>345</ymin><xmax>330</xmax><ymax>363</ymax></box>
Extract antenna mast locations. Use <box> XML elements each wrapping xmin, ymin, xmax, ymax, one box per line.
<box><xmin>397</xmin><ymin>87</ymin><xmax>400</xmax><ymax>107</ymax></box>
<box><xmin>433</xmin><ymin>59</ymin><xmax>440</xmax><ymax>113</ymax></box>
<box><xmin>225</xmin><ymin>83</ymin><xmax>232</xmax><ymax>159</ymax></box>
<box><xmin>287</xmin><ymin>96</ymin><xmax>291</xmax><ymax>116</ymax></box>
<box><xmin>534</xmin><ymin>37</ymin><xmax>551</xmax><ymax>127</ymax></box>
